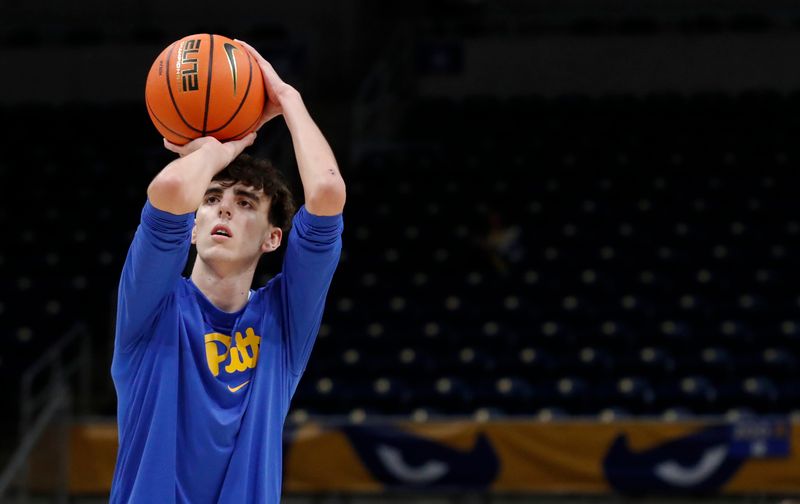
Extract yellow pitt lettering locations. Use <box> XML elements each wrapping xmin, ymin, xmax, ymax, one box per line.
<box><xmin>204</xmin><ymin>328</ymin><xmax>261</xmax><ymax>377</ymax></box>
<box><xmin>225</xmin><ymin>328</ymin><xmax>261</xmax><ymax>373</ymax></box>
<box><xmin>204</xmin><ymin>333</ymin><xmax>232</xmax><ymax>377</ymax></box>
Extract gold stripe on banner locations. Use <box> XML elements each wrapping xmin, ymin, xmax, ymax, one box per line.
<box><xmin>283</xmin><ymin>419</ymin><xmax>800</xmax><ymax>494</ymax></box>
<box><xmin>487</xmin><ymin>420</ymin><xmax>614</xmax><ymax>492</ymax></box>
<box><xmin>68</xmin><ymin>422</ymin><xmax>118</xmax><ymax>493</ymax></box>
<box><xmin>27</xmin><ymin>422</ymin><xmax>117</xmax><ymax>494</ymax></box>
<box><xmin>285</xmin><ymin>423</ymin><xmax>383</xmax><ymax>492</ymax></box>
<box><xmin>20</xmin><ymin>418</ymin><xmax>800</xmax><ymax>494</ymax></box>
<box><xmin>283</xmin><ymin>420</ymin><xmax>709</xmax><ymax>492</ymax></box>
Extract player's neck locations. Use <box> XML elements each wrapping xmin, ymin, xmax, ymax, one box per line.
<box><xmin>190</xmin><ymin>260</ymin><xmax>254</xmax><ymax>313</ymax></box>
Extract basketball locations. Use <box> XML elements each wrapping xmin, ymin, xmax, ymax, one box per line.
<box><xmin>144</xmin><ymin>34</ymin><xmax>266</xmax><ymax>145</ymax></box>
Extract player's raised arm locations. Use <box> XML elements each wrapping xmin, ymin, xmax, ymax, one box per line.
<box><xmin>237</xmin><ymin>40</ymin><xmax>346</xmax><ymax>216</ymax></box>
<box><xmin>148</xmin><ymin>133</ymin><xmax>257</xmax><ymax>215</ymax></box>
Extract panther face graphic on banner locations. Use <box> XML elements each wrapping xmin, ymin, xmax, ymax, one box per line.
<box><xmin>341</xmin><ymin>425</ymin><xmax>500</xmax><ymax>489</ymax></box>
<box><xmin>602</xmin><ymin>419</ymin><xmax>790</xmax><ymax>494</ymax></box>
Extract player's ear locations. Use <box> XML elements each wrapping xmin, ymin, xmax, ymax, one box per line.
<box><xmin>191</xmin><ymin>224</ymin><xmax>198</xmax><ymax>245</ymax></box>
<box><xmin>261</xmin><ymin>227</ymin><xmax>282</xmax><ymax>253</ymax></box>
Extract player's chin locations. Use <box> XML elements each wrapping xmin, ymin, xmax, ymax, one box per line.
<box><xmin>198</xmin><ymin>241</ymin><xmax>235</xmax><ymax>258</ymax></box>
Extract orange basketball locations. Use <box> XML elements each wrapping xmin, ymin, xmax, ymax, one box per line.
<box><xmin>145</xmin><ymin>34</ymin><xmax>265</xmax><ymax>145</ymax></box>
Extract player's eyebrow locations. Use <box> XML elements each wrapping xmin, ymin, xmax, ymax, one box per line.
<box><xmin>203</xmin><ymin>186</ymin><xmax>261</xmax><ymax>205</ymax></box>
<box><xmin>234</xmin><ymin>188</ymin><xmax>260</xmax><ymax>203</ymax></box>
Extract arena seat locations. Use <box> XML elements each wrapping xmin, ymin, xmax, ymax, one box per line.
<box><xmin>3</xmin><ymin>92</ymin><xmax>800</xmax><ymax>426</ymax></box>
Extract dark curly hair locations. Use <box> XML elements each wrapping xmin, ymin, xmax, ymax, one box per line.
<box><xmin>211</xmin><ymin>153</ymin><xmax>296</xmax><ymax>234</ymax></box>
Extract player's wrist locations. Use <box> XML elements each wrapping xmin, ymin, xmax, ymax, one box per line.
<box><xmin>275</xmin><ymin>85</ymin><xmax>301</xmax><ymax>107</ymax></box>
<box><xmin>194</xmin><ymin>139</ymin><xmax>233</xmax><ymax>168</ymax></box>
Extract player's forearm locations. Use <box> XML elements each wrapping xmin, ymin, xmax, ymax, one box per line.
<box><xmin>147</xmin><ymin>145</ymin><xmax>228</xmax><ymax>214</ymax></box>
<box><xmin>280</xmin><ymin>90</ymin><xmax>346</xmax><ymax>216</ymax></box>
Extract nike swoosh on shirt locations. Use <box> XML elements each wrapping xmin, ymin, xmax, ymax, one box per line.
<box><xmin>227</xmin><ymin>380</ymin><xmax>250</xmax><ymax>393</ymax></box>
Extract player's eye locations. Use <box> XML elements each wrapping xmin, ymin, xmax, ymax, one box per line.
<box><xmin>205</xmin><ymin>195</ymin><xmax>220</xmax><ymax>204</ymax></box>
<box><xmin>239</xmin><ymin>200</ymin><xmax>254</xmax><ymax>208</ymax></box>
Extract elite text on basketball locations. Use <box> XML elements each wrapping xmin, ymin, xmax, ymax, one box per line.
<box><xmin>180</xmin><ymin>38</ymin><xmax>201</xmax><ymax>92</ymax></box>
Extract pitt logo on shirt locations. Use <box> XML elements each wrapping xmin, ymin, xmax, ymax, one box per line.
<box><xmin>204</xmin><ymin>327</ymin><xmax>261</xmax><ymax>377</ymax></box>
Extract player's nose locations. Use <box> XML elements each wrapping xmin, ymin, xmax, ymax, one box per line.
<box><xmin>218</xmin><ymin>196</ymin><xmax>233</xmax><ymax>217</ymax></box>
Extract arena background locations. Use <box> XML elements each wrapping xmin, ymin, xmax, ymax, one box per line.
<box><xmin>2</xmin><ymin>0</ymin><xmax>800</xmax><ymax>502</ymax></box>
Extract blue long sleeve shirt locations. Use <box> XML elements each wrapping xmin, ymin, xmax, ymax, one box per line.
<box><xmin>109</xmin><ymin>201</ymin><xmax>343</xmax><ymax>503</ymax></box>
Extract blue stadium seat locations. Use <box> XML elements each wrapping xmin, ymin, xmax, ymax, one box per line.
<box><xmin>7</xmin><ymin>95</ymin><xmax>800</xmax><ymax>425</ymax></box>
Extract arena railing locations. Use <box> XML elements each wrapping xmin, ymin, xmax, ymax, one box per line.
<box><xmin>0</xmin><ymin>323</ymin><xmax>91</xmax><ymax>504</ymax></box>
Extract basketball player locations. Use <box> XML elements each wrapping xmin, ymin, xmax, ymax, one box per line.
<box><xmin>109</xmin><ymin>40</ymin><xmax>345</xmax><ymax>503</ymax></box>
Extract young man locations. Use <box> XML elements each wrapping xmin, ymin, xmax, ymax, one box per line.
<box><xmin>109</xmin><ymin>40</ymin><xmax>345</xmax><ymax>503</ymax></box>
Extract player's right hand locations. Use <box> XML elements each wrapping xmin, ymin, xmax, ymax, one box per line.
<box><xmin>163</xmin><ymin>133</ymin><xmax>257</xmax><ymax>166</ymax></box>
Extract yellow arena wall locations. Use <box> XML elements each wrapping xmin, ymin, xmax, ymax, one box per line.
<box><xmin>26</xmin><ymin>417</ymin><xmax>799</xmax><ymax>495</ymax></box>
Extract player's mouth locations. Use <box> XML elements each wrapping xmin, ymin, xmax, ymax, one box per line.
<box><xmin>211</xmin><ymin>224</ymin><xmax>233</xmax><ymax>241</ymax></box>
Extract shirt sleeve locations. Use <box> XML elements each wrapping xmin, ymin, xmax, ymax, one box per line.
<box><xmin>279</xmin><ymin>205</ymin><xmax>343</xmax><ymax>383</ymax></box>
<box><xmin>115</xmin><ymin>200</ymin><xmax>194</xmax><ymax>352</ymax></box>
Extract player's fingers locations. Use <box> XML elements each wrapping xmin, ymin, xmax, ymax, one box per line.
<box><xmin>227</xmin><ymin>132</ymin><xmax>257</xmax><ymax>156</ymax></box>
<box><xmin>163</xmin><ymin>138</ymin><xmax>185</xmax><ymax>155</ymax></box>
<box><xmin>260</xmin><ymin>60</ymin><xmax>283</xmax><ymax>86</ymax></box>
<box><xmin>235</xmin><ymin>39</ymin><xmax>283</xmax><ymax>84</ymax></box>
<box><xmin>234</xmin><ymin>39</ymin><xmax>262</xmax><ymax>62</ymax></box>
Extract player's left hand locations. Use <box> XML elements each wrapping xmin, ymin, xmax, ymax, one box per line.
<box><xmin>235</xmin><ymin>39</ymin><xmax>298</xmax><ymax>130</ymax></box>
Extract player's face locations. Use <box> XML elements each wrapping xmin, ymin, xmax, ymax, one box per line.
<box><xmin>192</xmin><ymin>182</ymin><xmax>279</xmax><ymax>267</ymax></box>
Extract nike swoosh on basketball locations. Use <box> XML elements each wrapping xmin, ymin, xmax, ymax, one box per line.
<box><xmin>227</xmin><ymin>380</ymin><xmax>250</xmax><ymax>392</ymax></box>
<box><xmin>223</xmin><ymin>43</ymin><xmax>239</xmax><ymax>96</ymax></box>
